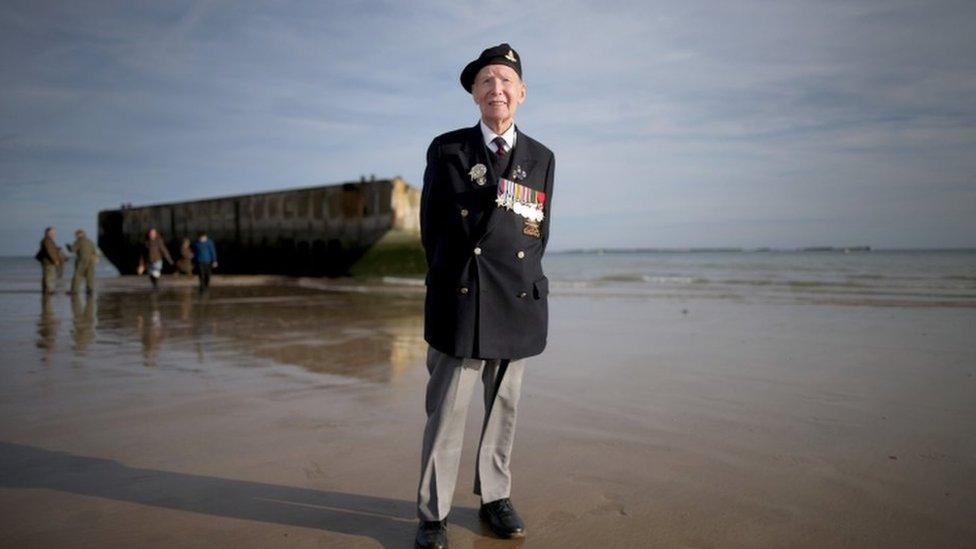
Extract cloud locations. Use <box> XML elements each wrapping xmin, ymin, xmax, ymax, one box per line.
<box><xmin>1</xmin><ymin>0</ymin><xmax>975</xmax><ymax>254</ymax></box>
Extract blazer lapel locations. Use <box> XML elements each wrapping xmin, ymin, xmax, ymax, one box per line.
<box><xmin>458</xmin><ymin>123</ymin><xmax>494</xmax><ymax>241</ymax></box>
<box><xmin>439</xmin><ymin>124</ymin><xmax>489</xmax><ymax>242</ymax></box>
<box><xmin>466</xmin><ymin>122</ymin><xmax>493</xmax><ymax>183</ymax></box>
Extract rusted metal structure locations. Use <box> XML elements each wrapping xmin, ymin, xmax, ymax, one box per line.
<box><xmin>98</xmin><ymin>177</ymin><xmax>421</xmax><ymax>276</ymax></box>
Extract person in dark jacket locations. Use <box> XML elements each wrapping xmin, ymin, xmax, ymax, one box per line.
<box><xmin>36</xmin><ymin>227</ymin><xmax>63</xmax><ymax>294</ymax></box>
<box><xmin>66</xmin><ymin>229</ymin><xmax>99</xmax><ymax>294</ymax></box>
<box><xmin>414</xmin><ymin>43</ymin><xmax>555</xmax><ymax>549</ymax></box>
<box><xmin>144</xmin><ymin>228</ymin><xmax>173</xmax><ymax>289</ymax></box>
<box><xmin>191</xmin><ymin>231</ymin><xmax>217</xmax><ymax>292</ymax></box>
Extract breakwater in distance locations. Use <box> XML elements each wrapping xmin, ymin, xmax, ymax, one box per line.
<box><xmin>98</xmin><ymin>177</ymin><xmax>423</xmax><ymax>277</ymax></box>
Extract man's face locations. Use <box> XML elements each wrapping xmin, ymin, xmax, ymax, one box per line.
<box><xmin>472</xmin><ymin>64</ymin><xmax>525</xmax><ymax>125</ymax></box>
<box><xmin>47</xmin><ymin>229</ymin><xmax>56</xmax><ymax>239</ymax></box>
<box><xmin>148</xmin><ymin>229</ymin><xmax>157</xmax><ymax>239</ymax></box>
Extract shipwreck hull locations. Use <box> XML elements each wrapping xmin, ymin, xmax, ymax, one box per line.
<box><xmin>98</xmin><ymin>178</ymin><xmax>421</xmax><ymax>277</ymax></box>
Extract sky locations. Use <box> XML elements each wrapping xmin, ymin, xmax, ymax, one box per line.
<box><xmin>2</xmin><ymin>0</ymin><xmax>975</xmax><ymax>255</ymax></box>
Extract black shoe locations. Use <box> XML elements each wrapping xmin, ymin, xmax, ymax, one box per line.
<box><xmin>479</xmin><ymin>498</ymin><xmax>525</xmax><ymax>539</ymax></box>
<box><xmin>415</xmin><ymin>520</ymin><xmax>448</xmax><ymax>549</ymax></box>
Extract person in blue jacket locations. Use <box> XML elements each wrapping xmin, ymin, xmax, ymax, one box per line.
<box><xmin>191</xmin><ymin>231</ymin><xmax>217</xmax><ymax>292</ymax></box>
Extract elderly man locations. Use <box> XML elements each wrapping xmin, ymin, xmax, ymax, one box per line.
<box><xmin>415</xmin><ymin>43</ymin><xmax>555</xmax><ymax>549</ymax></box>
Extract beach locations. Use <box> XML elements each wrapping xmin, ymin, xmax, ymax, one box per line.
<box><xmin>1</xmin><ymin>254</ymin><xmax>975</xmax><ymax>547</ymax></box>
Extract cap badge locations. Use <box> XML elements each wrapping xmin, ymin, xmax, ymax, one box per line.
<box><xmin>505</xmin><ymin>50</ymin><xmax>517</xmax><ymax>63</ymax></box>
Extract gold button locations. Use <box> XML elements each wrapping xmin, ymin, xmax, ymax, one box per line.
<box><xmin>473</xmin><ymin>247</ymin><xmax>482</xmax><ymax>255</ymax></box>
<box><xmin>517</xmin><ymin>291</ymin><xmax>527</xmax><ymax>298</ymax></box>
<box><xmin>460</xmin><ymin>209</ymin><xmax>469</xmax><ymax>217</ymax></box>
<box><xmin>516</xmin><ymin>250</ymin><xmax>525</xmax><ymax>259</ymax></box>
<box><xmin>459</xmin><ymin>287</ymin><xmax>469</xmax><ymax>295</ymax></box>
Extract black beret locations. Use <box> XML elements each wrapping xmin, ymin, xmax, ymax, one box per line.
<box><xmin>460</xmin><ymin>43</ymin><xmax>522</xmax><ymax>93</ymax></box>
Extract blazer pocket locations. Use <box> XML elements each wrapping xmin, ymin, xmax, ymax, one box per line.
<box><xmin>532</xmin><ymin>276</ymin><xmax>549</xmax><ymax>299</ymax></box>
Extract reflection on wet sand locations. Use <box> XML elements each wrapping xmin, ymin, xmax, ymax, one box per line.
<box><xmin>11</xmin><ymin>275</ymin><xmax>976</xmax><ymax>547</ymax></box>
<box><xmin>70</xmin><ymin>293</ymin><xmax>97</xmax><ymax>352</ymax></box>
<box><xmin>36</xmin><ymin>295</ymin><xmax>59</xmax><ymax>362</ymax></box>
<box><xmin>134</xmin><ymin>292</ymin><xmax>165</xmax><ymax>367</ymax></box>
<box><xmin>90</xmin><ymin>285</ymin><xmax>426</xmax><ymax>382</ymax></box>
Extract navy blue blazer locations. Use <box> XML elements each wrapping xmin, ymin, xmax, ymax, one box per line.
<box><xmin>421</xmin><ymin>122</ymin><xmax>555</xmax><ymax>360</ymax></box>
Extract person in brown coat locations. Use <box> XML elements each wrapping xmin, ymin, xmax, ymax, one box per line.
<box><xmin>176</xmin><ymin>238</ymin><xmax>194</xmax><ymax>276</ymax></box>
<box><xmin>35</xmin><ymin>227</ymin><xmax>63</xmax><ymax>294</ymax></box>
<box><xmin>144</xmin><ymin>228</ymin><xmax>174</xmax><ymax>288</ymax></box>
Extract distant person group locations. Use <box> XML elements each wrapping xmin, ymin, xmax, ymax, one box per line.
<box><xmin>36</xmin><ymin>227</ymin><xmax>217</xmax><ymax>294</ymax></box>
<box><xmin>140</xmin><ymin>228</ymin><xmax>218</xmax><ymax>292</ymax></box>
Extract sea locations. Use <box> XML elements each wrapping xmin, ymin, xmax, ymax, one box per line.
<box><xmin>2</xmin><ymin>249</ymin><xmax>974</xmax><ymax>307</ymax></box>
<box><xmin>541</xmin><ymin>249</ymin><xmax>976</xmax><ymax>307</ymax></box>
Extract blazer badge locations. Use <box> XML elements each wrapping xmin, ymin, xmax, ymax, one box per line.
<box><xmin>469</xmin><ymin>163</ymin><xmax>487</xmax><ymax>186</ymax></box>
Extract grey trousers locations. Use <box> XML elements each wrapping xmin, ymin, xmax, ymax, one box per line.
<box><xmin>417</xmin><ymin>346</ymin><xmax>525</xmax><ymax>521</ymax></box>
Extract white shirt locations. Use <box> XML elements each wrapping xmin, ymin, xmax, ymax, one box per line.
<box><xmin>480</xmin><ymin>119</ymin><xmax>517</xmax><ymax>154</ymax></box>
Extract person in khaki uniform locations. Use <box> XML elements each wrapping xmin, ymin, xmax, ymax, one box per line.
<box><xmin>66</xmin><ymin>229</ymin><xmax>99</xmax><ymax>294</ymax></box>
<box><xmin>35</xmin><ymin>227</ymin><xmax>63</xmax><ymax>294</ymax></box>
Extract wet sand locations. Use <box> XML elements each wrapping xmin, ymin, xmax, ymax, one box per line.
<box><xmin>1</xmin><ymin>277</ymin><xmax>974</xmax><ymax>547</ymax></box>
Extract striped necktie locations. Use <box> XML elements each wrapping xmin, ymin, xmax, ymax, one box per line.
<box><xmin>492</xmin><ymin>136</ymin><xmax>509</xmax><ymax>157</ymax></box>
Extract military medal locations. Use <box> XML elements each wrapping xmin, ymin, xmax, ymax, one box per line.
<box><xmin>498</xmin><ymin>178</ymin><xmax>515</xmax><ymax>210</ymax></box>
<box><xmin>497</xmin><ymin>177</ymin><xmax>546</xmax><ymax>236</ymax></box>
<box><xmin>469</xmin><ymin>163</ymin><xmax>487</xmax><ymax>186</ymax></box>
